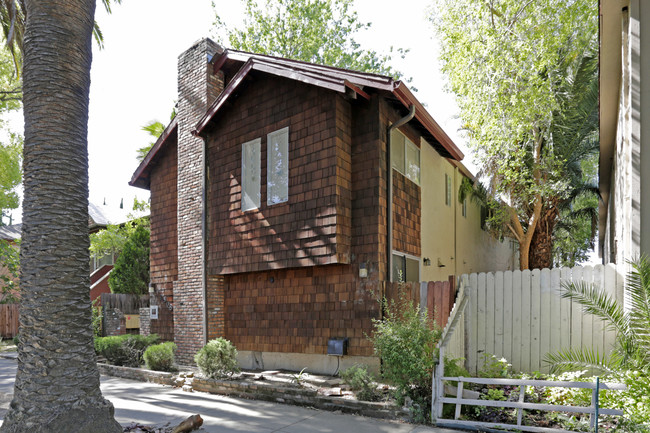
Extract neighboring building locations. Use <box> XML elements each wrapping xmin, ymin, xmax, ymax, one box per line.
<box><xmin>0</xmin><ymin>202</ymin><xmax>128</xmax><ymax>304</ymax></box>
<box><xmin>599</xmin><ymin>0</ymin><xmax>650</xmax><ymax>267</ymax></box>
<box><xmin>130</xmin><ymin>39</ymin><xmax>516</xmax><ymax>372</ymax></box>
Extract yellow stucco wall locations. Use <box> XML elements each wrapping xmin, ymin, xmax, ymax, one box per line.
<box><xmin>420</xmin><ymin>138</ymin><xmax>517</xmax><ymax>281</ymax></box>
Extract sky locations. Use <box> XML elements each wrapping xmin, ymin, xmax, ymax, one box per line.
<box><xmin>6</xmin><ymin>0</ymin><xmax>465</xmax><ymax>224</ymax></box>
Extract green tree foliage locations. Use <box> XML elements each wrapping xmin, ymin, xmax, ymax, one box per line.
<box><xmin>89</xmin><ymin>199</ymin><xmax>150</xmax><ymax>261</ymax></box>
<box><xmin>136</xmin><ymin>120</ymin><xmax>165</xmax><ymax>162</ymax></box>
<box><xmin>431</xmin><ymin>0</ymin><xmax>598</xmax><ymax>270</ymax></box>
<box><xmin>108</xmin><ymin>224</ymin><xmax>150</xmax><ymax>295</ymax></box>
<box><xmin>213</xmin><ymin>0</ymin><xmax>408</xmax><ymax>78</ymax></box>
<box><xmin>0</xmin><ymin>239</ymin><xmax>18</xmax><ymax>303</ymax></box>
<box><xmin>0</xmin><ymin>134</ymin><xmax>21</xmax><ymax>222</ymax></box>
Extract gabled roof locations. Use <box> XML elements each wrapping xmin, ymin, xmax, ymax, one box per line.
<box><xmin>130</xmin><ymin>48</ymin><xmax>464</xmax><ymax>190</ymax></box>
<box><xmin>196</xmin><ymin>49</ymin><xmax>464</xmax><ymax>161</ymax></box>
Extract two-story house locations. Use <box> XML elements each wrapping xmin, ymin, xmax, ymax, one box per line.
<box><xmin>130</xmin><ymin>39</ymin><xmax>515</xmax><ymax>372</ymax></box>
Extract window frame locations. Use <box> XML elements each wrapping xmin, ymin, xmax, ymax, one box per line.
<box><xmin>266</xmin><ymin>126</ymin><xmax>290</xmax><ymax>206</ymax></box>
<box><xmin>391</xmin><ymin>250</ymin><xmax>421</xmax><ymax>283</ymax></box>
<box><xmin>241</xmin><ymin>137</ymin><xmax>261</xmax><ymax>212</ymax></box>
<box><xmin>390</xmin><ymin>128</ymin><xmax>420</xmax><ymax>185</ymax></box>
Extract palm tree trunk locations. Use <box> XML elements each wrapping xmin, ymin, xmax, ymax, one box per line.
<box><xmin>0</xmin><ymin>0</ymin><xmax>121</xmax><ymax>431</ymax></box>
<box><xmin>529</xmin><ymin>205</ymin><xmax>559</xmax><ymax>270</ymax></box>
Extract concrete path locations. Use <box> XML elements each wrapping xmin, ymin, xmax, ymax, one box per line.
<box><xmin>0</xmin><ymin>356</ymin><xmax>463</xmax><ymax>432</ymax></box>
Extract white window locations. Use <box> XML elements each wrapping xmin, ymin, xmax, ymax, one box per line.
<box><xmin>392</xmin><ymin>252</ymin><xmax>420</xmax><ymax>283</ymax></box>
<box><xmin>445</xmin><ymin>173</ymin><xmax>452</xmax><ymax>206</ymax></box>
<box><xmin>241</xmin><ymin>138</ymin><xmax>261</xmax><ymax>211</ymax></box>
<box><xmin>267</xmin><ymin>127</ymin><xmax>289</xmax><ymax>205</ymax></box>
<box><xmin>390</xmin><ymin>129</ymin><xmax>420</xmax><ymax>185</ymax></box>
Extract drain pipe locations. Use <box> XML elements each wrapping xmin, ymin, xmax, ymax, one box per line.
<box><xmin>202</xmin><ymin>136</ymin><xmax>209</xmax><ymax>345</ymax></box>
<box><xmin>387</xmin><ymin>104</ymin><xmax>416</xmax><ymax>282</ymax></box>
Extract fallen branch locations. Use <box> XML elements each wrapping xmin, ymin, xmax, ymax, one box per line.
<box><xmin>171</xmin><ymin>414</ymin><xmax>203</xmax><ymax>433</ymax></box>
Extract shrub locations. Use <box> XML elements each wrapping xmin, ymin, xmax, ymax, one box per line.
<box><xmin>95</xmin><ymin>334</ymin><xmax>159</xmax><ymax>367</ymax></box>
<box><xmin>194</xmin><ymin>338</ymin><xmax>239</xmax><ymax>378</ymax></box>
<box><xmin>144</xmin><ymin>342</ymin><xmax>177</xmax><ymax>372</ymax></box>
<box><xmin>12</xmin><ymin>335</ymin><xmax>18</xmax><ymax>346</ymax></box>
<box><xmin>341</xmin><ymin>364</ymin><xmax>382</xmax><ymax>401</ymax></box>
<box><xmin>370</xmin><ymin>295</ymin><xmax>441</xmax><ymax>422</ymax></box>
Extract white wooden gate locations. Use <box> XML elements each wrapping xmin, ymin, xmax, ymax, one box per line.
<box><xmin>460</xmin><ymin>265</ymin><xmax>623</xmax><ymax>374</ymax></box>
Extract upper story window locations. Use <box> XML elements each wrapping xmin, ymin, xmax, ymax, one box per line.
<box><xmin>241</xmin><ymin>138</ymin><xmax>261</xmax><ymax>211</ymax></box>
<box><xmin>267</xmin><ymin>127</ymin><xmax>289</xmax><ymax>205</ymax></box>
<box><xmin>390</xmin><ymin>129</ymin><xmax>420</xmax><ymax>185</ymax></box>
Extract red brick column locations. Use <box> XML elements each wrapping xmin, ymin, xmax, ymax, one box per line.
<box><xmin>174</xmin><ymin>38</ymin><xmax>223</xmax><ymax>364</ymax></box>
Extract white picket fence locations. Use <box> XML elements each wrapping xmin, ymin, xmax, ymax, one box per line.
<box><xmin>449</xmin><ymin>264</ymin><xmax>624</xmax><ymax>374</ymax></box>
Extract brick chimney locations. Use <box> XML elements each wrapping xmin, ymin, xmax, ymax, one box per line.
<box><xmin>174</xmin><ymin>38</ymin><xmax>223</xmax><ymax>364</ymax></box>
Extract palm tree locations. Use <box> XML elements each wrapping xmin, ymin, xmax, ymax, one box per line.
<box><xmin>528</xmin><ymin>50</ymin><xmax>600</xmax><ymax>270</ymax></box>
<box><xmin>544</xmin><ymin>256</ymin><xmax>650</xmax><ymax>374</ymax></box>
<box><xmin>0</xmin><ymin>0</ymin><xmax>122</xmax><ymax>431</ymax></box>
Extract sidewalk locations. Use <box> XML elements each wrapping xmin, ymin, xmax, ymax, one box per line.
<box><xmin>0</xmin><ymin>357</ymin><xmax>463</xmax><ymax>432</ymax></box>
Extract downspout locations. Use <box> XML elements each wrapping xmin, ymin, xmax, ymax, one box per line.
<box><xmin>387</xmin><ymin>104</ymin><xmax>416</xmax><ymax>282</ymax></box>
<box><xmin>454</xmin><ymin>167</ymin><xmax>458</xmax><ymax>277</ymax></box>
<box><xmin>202</xmin><ymin>134</ymin><xmax>209</xmax><ymax>345</ymax></box>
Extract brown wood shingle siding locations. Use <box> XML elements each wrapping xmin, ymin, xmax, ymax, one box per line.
<box><xmin>148</xmin><ymin>139</ymin><xmax>178</xmax><ymax>341</ymax></box>
<box><xmin>206</xmin><ymin>75</ymin><xmax>352</xmax><ymax>275</ymax></box>
<box><xmin>223</xmin><ymin>264</ymin><xmax>379</xmax><ymax>357</ymax></box>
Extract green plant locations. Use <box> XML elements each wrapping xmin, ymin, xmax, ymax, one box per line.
<box><xmin>545</xmin><ymin>256</ymin><xmax>650</xmax><ymax>375</ymax></box>
<box><xmin>291</xmin><ymin>367</ymin><xmax>308</xmax><ymax>386</ymax></box>
<box><xmin>599</xmin><ymin>370</ymin><xmax>650</xmax><ymax>430</ymax></box>
<box><xmin>194</xmin><ymin>337</ymin><xmax>239</xmax><ymax>379</ymax></box>
<box><xmin>478</xmin><ymin>353</ymin><xmax>512</xmax><ymax>378</ymax></box>
<box><xmin>341</xmin><ymin>364</ymin><xmax>382</xmax><ymax>402</ymax></box>
<box><xmin>370</xmin><ymin>294</ymin><xmax>441</xmax><ymax>422</ymax></box>
<box><xmin>94</xmin><ymin>334</ymin><xmax>159</xmax><ymax>367</ymax></box>
<box><xmin>91</xmin><ymin>298</ymin><xmax>102</xmax><ymax>338</ymax></box>
<box><xmin>12</xmin><ymin>334</ymin><xmax>18</xmax><ymax>346</ymax></box>
<box><xmin>143</xmin><ymin>342</ymin><xmax>177</xmax><ymax>372</ymax></box>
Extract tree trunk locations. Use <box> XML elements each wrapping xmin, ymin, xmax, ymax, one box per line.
<box><xmin>528</xmin><ymin>204</ymin><xmax>559</xmax><ymax>270</ymax></box>
<box><xmin>0</xmin><ymin>1</ymin><xmax>121</xmax><ymax>432</ymax></box>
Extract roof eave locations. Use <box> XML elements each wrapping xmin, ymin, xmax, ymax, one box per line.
<box><xmin>392</xmin><ymin>82</ymin><xmax>464</xmax><ymax>161</ymax></box>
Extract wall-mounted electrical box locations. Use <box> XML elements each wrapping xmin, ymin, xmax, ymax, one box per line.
<box><xmin>150</xmin><ymin>305</ymin><xmax>159</xmax><ymax>320</ymax></box>
<box><xmin>327</xmin><ymin>337</ymin><xmax>349</xmax><ymax>356</ymax></box>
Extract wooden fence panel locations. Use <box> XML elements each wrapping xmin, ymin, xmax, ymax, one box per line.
<box><xmin>0</xmin><ymin>304</ymin><xmax>19</xmax><ymax>338</ymax></box>
<box><xmin>502</xmin><ymin>271</ymin><xmax>513</xmax><ymax>365</ymax></box>
<box><xmin>460</xmin><ymin>265</ymin><xmax>624</xmax><ymax>374</ymax></box>
<box><xmin>100</xmin><ymin>293</ymin><xmax>149</xmax><ymax>314</ymax></box>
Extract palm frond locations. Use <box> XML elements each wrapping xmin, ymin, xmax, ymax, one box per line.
<box><xmin>544</xmin><ymin>347</ymin><xmax>621</xmax><ymax>375</ymax></box>
<box><xmin>561</xmin><ymin>281</ymin><xmax>629</xmax><ymax>337</ymax></box>
<box><xmin>625</xmin><ymin>256</ymin><xmax>650</xmax><ymax>358</ymax></box>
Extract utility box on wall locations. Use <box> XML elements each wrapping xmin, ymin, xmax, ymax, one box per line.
<box><xmin>327</xmin><ymin>337</ymin><xmax>349</xmax><ymax>356</ymax></box>
<box><xmin>150</xmin><ymin>305</ymin><xmax>159</xmax><ymax>320</ymax></box>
